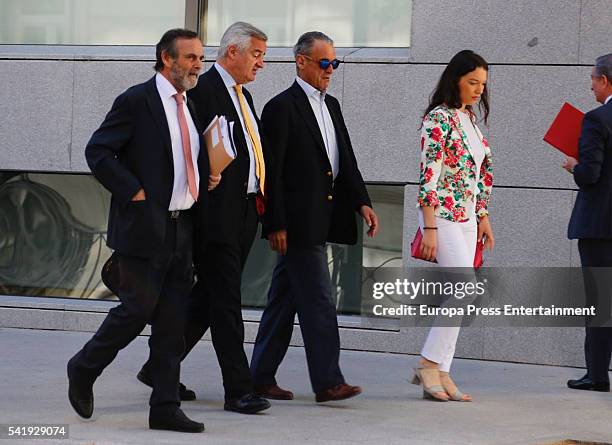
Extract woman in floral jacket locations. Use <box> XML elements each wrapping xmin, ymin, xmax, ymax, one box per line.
<box><xmin>412</xmin><ymin>50</ymin><xmax>494</xmax><ymax>402</ymax></box>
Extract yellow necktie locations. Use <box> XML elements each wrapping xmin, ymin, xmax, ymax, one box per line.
<box><xmin>233</xmin><ymin>84</ymin><xmax>265</xmax><ymax>195</ymax></box>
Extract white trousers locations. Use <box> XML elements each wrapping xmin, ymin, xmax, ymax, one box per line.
<box><xmin>418</xmin><ymin>211</ymin><xmax>477</xmax><ymax>372</ymax></box>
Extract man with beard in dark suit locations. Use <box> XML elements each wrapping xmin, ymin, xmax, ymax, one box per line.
<box><xmin>564</xmin><ymin>52</ymin><xmax>612</xmax><ymax>393</ymax></box>
<box><xmin>250</xmin><ymin>31</ymin><xmax>379</xmax><ymax>403</ymax></box>
<box><xmin>138</xmin><ymin>22</ymin><xmax>270</xmax><ymax>414</ymax></box>
<box><xmin>67</xmin><ymin>28</ymin><xmax>209</xmax><ymax>432</ymax></box>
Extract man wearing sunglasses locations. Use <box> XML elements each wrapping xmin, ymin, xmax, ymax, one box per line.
<box><xmin>251</xmin><ymin>31</ymin><xmax>379</xmax><ymax>403</ymax></box>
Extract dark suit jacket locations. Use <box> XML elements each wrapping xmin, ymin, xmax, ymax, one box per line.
<box><xmin>261</xmin><ymin>80</ymin><xmax>371</xmax><ymax>246</ymax></box>
<box><xmin>568</xmin><ymin>100</ymin><xmax>612</xmax><ymax>239</ymax></box>
<box><xmin>187</xmin><ymin>65</ymin><xmax>262</xmax><ymax>245</ymax></box>
<box><xmin>85</xmin><ymin>75</ymin><xmax>209</xmax><ymax>258</ymax></box>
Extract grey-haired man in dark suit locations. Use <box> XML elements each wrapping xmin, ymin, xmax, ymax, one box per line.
<box><xmin>564</xmin><ymin>52</ymin><xmax>612</xmax><ymax>392</ymax></box>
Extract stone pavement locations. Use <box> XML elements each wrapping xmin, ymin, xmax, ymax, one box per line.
<box><xmin>0</xmin><ymin>327</ymin><xmax>611</xmax><ymax>445</ymax></box>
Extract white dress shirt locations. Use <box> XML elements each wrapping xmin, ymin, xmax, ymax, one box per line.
<box><xmin>296</xmin><ymin>76</ymin><xmax>340</xmax><ymax>179</ymax></box>
<box><xmin>215</xmin><ymin>62</ymin><xmax>260</xmax><ymax>193</ymax></box>
<box><xmin>605</xmin><ymin>95</ymin><xmax>612</xmax><ymax>105</ymax></box>
<box><xmin>458</xmin><ymin>109</ymin><xmax>486</xmax><ymax>218</ymax></box>
<box><xmin>155</xmin><ymin>73</ymin><xmax>200</xmax><ymax>211</ymax></box>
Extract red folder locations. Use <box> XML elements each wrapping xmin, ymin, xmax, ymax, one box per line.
<box><xmin>543</xmin><ymin>102</ymin><xmax>584</xmax><ymax>159</ymax></box>
<box><xmin>410</xmin><ymin>228</ymin><xmax>484</xmax><ymax>269</ymax></box>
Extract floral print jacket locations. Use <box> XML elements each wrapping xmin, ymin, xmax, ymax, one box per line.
<box><xmin>417</xmin><ymin>105</ymin><xmax>493</xmax><ymax>222</ymax></box>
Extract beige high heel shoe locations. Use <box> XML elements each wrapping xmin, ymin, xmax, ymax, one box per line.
<box><xmin>439</xmin><ymin>371</ymin><xmax>472</xmax><ymax>402</ymax></box>
<box><xmin>411</xmin><ymin>368</ymin><xmax>449</xmax><ymax>401</ymax></box>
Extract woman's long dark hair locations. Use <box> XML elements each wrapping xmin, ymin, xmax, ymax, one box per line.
<box><xmin>423</xmin><ymin>49</ymin><xmax>490</xmax><ymax>124</ymax></box>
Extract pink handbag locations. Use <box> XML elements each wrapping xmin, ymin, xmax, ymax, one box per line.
<box><xmin>410</xmin><ymin>228</ymin><xmax>484</xmax><ymax>269</ymax></box>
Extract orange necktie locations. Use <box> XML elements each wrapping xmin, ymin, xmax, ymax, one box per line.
<box><xmin>173</xmin><ymin>93</ymin><xmax>198</xmax><ymax>201</ymax></box>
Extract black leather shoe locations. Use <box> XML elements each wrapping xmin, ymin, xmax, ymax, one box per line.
<box><xmin>137</xmin><ymin>368</ymin><xmax>196</xmax><ymax>401</ymax></box>
<box><xmin>567</xmin><ymin>374</ymin><xmax>610</xmax><ymax>392</ymax></box>
<box><xmin>224</xmin><ymin>393</ymin><xmax>271</xmax><ymax>414</ymax></box>
<box><xmin>149</xmin><ymin>408</ymin><xmax>205</xmax><ymax>433</ymax></box>
<box><xmin>67</xmin><ymin>362</ymin><xmax>94</xmax><ymax>419</ymax></box>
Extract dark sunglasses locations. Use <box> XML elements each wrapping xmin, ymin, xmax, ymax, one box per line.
<box><xmin>303</xmin><ymin>54</ymin><xmax>341</xmax><ymax>70</ymax></box>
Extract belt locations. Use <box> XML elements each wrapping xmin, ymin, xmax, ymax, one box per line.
<box><xmin>246</xmin><ymin>193</ymin><xmax>257</xmax><ymax>200</ymax></box>
<box><xmin>168</xmin><ymin>209</ymin><xmax>188</xmax><ymax>220</ymax></box>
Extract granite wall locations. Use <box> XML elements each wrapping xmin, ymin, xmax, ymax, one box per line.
<box><xmin>2</xmin><ymin>0</ymin><xmax>611</xmax><ymax>366</ymax></box>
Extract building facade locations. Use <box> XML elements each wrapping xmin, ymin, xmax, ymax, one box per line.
<box><xmin>1</xmin><ymin>0</ymin><xmax>611</xmax><ymax>367</ymax></box>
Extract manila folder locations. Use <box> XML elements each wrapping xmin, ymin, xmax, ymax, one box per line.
<box><xmin>204</xmin><ymin>115</ymin><xmax>235</xmax><ymax>176</ymax></box>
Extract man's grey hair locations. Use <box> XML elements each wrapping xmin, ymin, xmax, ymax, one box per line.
<box><xmin>293</xmin><ymin>31</ymin><xmax>334</xmax><ymax>57</ymax></box>
<box><xmin>594</xmin><ymin>53</ymin><xmax>612</xmax><ymax>80</ymax></box>
<box><xmin>217</xmin><ymin>22</ymin><xmax>267</xmax><ymax>59</ymax></box>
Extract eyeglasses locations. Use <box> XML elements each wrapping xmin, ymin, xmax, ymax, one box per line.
<box><xmin>302</xmin><ymin>54</ymin><xmax>341</xmax><ymax>70</ymax></box>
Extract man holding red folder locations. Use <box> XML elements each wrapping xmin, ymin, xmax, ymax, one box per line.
<box><xmin>563</xmin><ymin>53</ymin><xmax>612</xmax><ymax>392</ymax></box>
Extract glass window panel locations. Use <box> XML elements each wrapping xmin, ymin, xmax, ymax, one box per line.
<box><xmin>0</xmin><ymin>172</ymin><xmax>113</xmax><ymax>300</ymax></box>
<box><xmin>241</xmin><ymin>184</ymin><xmax>404</xmax><ymax>315</ymax></box>
<box><xmin>205</xmin><ymin>0</ymin><xmax>411</xmax><ymax>47</ymax></box>
<box><xmin>0</xmin><ymin>0</ymin><xmax>185</xmax><ymax>45</ymax></box>
<box><xmin>0</xmin><ymin>174</ymin><xmax>403</xmax><ymax>321</ymax></box>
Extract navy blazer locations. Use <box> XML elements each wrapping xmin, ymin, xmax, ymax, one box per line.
<box><xmin>261</xmin><ymin>81</ymin><xmax>371</xmax><ymax>246</ymax></box>
<box><xmin>85</xmin><ymin>75</ymin><xmax>209</xmax><ymax>258</ymax></box>
<box><xmin>568</xmin><ymin>100</ymin><xmax>612</xmax><ymax>239</ymax></box>
<box><xmin>187</xmin><ymin>65</ymin><xmax>263</xmax><ymax>245</ymax></box>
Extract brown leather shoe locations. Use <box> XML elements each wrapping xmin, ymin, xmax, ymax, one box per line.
<box><xmin>254</xmin><ymin>384</ymin><xmax>294</xmax><ymax>400</ymax></box>
<box><xmin>315</xmin><ymin>383</ymin><xmax>362</xmax><ymax>403</ymax></box>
